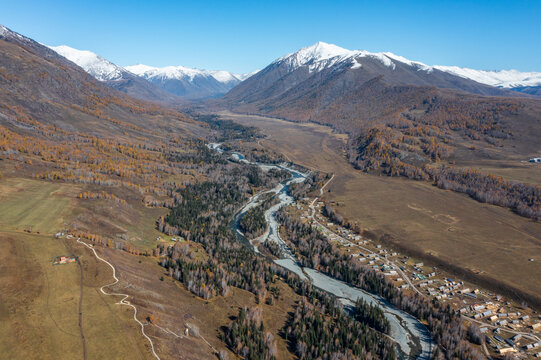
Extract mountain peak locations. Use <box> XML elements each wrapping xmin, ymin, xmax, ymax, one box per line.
<box><xmin>277</xmin><ymin>41</ymin><xmax>355</xmax><ymax>71</ymax></box>
<box><xmin>0</xmin><ymin>24</ymin><xmax>29</xmax><ymax>43</ymax></box>
<box><xmin>0</xmin><ymin>24</ymin><xmax>10</xmax><ymax>36</ymax></box>
<box><xmin>49</xmin><ymin>45</ymin><xmax>124</xmax><ymax>81</ymax></box>
<box><xmin>299</xmin><ymin>41</ymin><xmax>353</xmax><ymax>60</ymax></box>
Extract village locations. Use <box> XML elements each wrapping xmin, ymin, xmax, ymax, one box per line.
<box><xmin>290</xmin><ymin>199</ymin><xmax>541</xmax><ymax>359</ymax></box>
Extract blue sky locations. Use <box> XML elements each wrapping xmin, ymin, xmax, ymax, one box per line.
<box><xmin>2</xmin><ymin>0</ymin><xmax>540</xmax><ymax>73</ymax></box>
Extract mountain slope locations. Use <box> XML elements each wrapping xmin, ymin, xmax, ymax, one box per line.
<box><xmin>510</xmin><ymin>85</ymin><xmax>541</xmax><ymax>96</ymax></box>
<box><xmin>48</xmin><ymin>45</ymin><xmax>182</xmax><ymax>104</ymax></box>
<box><xmin>0</xmin><ymin>24</ymin><xmax>192</xmax><ymax>136</ymax></box>
<box><xmin>224</xmin><ymin>42</ymin><xmax>522</xmax><ymax>110</ymax></box>
<box><xmin>125</xmin><ymin>64</ymin><xmax>250</xmax><ymax>99</ymax></box>
<box><xmin>221</xmin><ymin>42</ymin><xmax>541</xmax><ymax>129</ymax></box>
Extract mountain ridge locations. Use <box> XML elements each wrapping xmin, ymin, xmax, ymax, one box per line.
<box><xmin>0</xmin><ymin>24</ymin><xmax>193</xmax><ymax>136</ymax></box>
<box><xmin>125</xmin><ymin>63</ymin><xmax>254</xmax><ymax>100</ymax></box>
<box><xmin>48</xmin><ymin>44</ymin><xmax>184</xmax><ymax>104</ymax></box>
<box><xmin>47</xmin><ymin>44</ymin><xmax>255</xmax><ymax>101</ymax></box>
<box><xmin>270</xmin><ymin>41</ymin><xmax>541</xmax><ymax>89</ymax></box>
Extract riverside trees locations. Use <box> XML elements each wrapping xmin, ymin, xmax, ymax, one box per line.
<box><xmin>277</xmin><ymin>210</ymin><xmax>485</xmax><ymax>360</ymax></box>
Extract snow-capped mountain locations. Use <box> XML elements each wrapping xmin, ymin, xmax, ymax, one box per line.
<box><xmin>47</xmin><ymin>45</ymin><xmax>182</xmax><ymax>103</ymax></box>
<box><xmin>49</xmin><ymin>45</ymin><xmax>124</xmax><ymax>81</ymax></box>
<box><xmin>270</xmin><ymin>42</ymin><xmax>541</xmax><ymax>89</ymax></box>
<box><xmin>221</xmin><ymin>41</ymin><xmax>541</xmax><ymax>128</ymax></box>
<box><xmin>125</xmin><ymin>64</ymin><xmax>254</xmax><ymax>99</ymax></box>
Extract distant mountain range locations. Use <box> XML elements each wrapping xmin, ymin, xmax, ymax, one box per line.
<box><xmin>6</xmin><ymin>23</ymin><xmax>541</xmax><ymax>107</ymax></box>
<box><xmin>48</xmin><ymin>45</ymin><xmax>255</xmax><ymax>100</ymax></box>
<box><xmin>46</xmin><ymin>39</ymin><xmax>541</xmax><ymax>106</ymax></box>
<box><xmin>48</xmin><ymin>45</ymin><xmax>183</xmax><ymax>103</ymax></box>
<box><xmin>125</xmin><ymin>64</ymin><xmax>254</xmax><ymax>99</ymax></box>
<box><xmin>0</xmin><ymin>24</ymin><xmax>190</xmax><ymax>135</ymax></box>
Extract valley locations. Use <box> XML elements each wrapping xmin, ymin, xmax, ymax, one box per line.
<box><xmin>221</xmin><ymin>112</ymin><xmax>541</xmax><ymax>308</ymax></box>
<box><xmin>2</xmin><ymin>14</ymin><xmax>541</xmax><ymax>360</ymax></box>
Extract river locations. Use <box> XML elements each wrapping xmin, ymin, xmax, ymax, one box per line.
<box><xmin>208</xmin><ymin>143</ymin><xmax>433</xmax><ymax>359</ymax></box>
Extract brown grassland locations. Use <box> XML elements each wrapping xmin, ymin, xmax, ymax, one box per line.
<box><xmin>221</xmin><ymin>112</ymin><xmax>541</xmax><ymax>308</ymax></box>
<box><xmin>0</xmin><ymin>176</ymin><xmax>158</xmax><ymax>359</ymax></box>
<box><xmin>0</xmin><ymin>229</ymin><xmax>155</xmax><ymax>360</ymax></box>
<box><xmin>102</xmin><ymin>246</ymin><xmax>299</xmax><ymax>360</ymax></box>
<box><xmin>0</xmin><ymin>174</ymin><xmax>299</xmax><ymax>359</ymax></box>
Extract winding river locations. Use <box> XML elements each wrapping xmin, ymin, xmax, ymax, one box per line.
<box><xmin>209</xmin><ymin>143</ymin><xmax>433</xmax><ymax>359</ymax></box>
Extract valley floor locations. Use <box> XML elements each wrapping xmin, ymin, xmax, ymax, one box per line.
<box><xmin>220</xmin><ymin>112</ymin><xmax>541</xmax><ymax>309</ymax></box>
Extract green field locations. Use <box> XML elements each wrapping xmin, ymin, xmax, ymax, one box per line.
<box><xmin>0</xmin><ymin>178</ymin><xmax>80</xmax><ymax>234</ymax></box>
<box><xmin>0</xmin><ymin>177</ymin><xmax>169</xmax><ymax>250</ymax></box>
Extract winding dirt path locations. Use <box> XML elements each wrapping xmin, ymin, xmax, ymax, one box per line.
<box><xmin>76</xmin><ymin>238</ymin><xmax>161</xmax><ymax>360</ymax></box>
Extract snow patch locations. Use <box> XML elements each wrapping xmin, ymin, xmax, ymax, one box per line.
<box><xmin>383</xmin><ymin>52</ymin><xmax>431</xmax><ymax>71</ymax></box>
<box><xmin>350</xmin><ymin>58</ymin><xmax>362</xmax><ymax>69</ymax></box>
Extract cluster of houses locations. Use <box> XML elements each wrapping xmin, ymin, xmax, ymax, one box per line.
<box><xmin>456</xmin><ymin>300</ymin><xmax>541</xmax><ymax>356</ymax></box>
<box><xmin>486</xmin><ymin>328</ymin><xmax>541</xmax><ymax>355</ymax></box>
<box><xmin>529</xmin><ymin>157</ymin><xmax>541</xmax><ymax>163</ymax></box>
<box><xmin>422</xmin><ymin>278</ymin><xmax>467</xmax><ymax>300</ymax></box>
<box><xmin>306</xmin><ymin>201</ymin><xmax>541</xmax><ymax>359</ymax></box>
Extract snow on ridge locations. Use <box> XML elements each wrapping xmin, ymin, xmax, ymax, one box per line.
<box><xmin>49</xmin><ymin>45</ymin><xmax>123</xmax><ymax>81</ymax></box>
<box><xmin>0</xmin><ymin>25</ymin><xmax>9</xmax><ymax>36</ymax></box>
<box><xmin>0</xmin><ymin>24</ymin><xmax>28</xmax><ymax>42</ymax></box>
<box><xmin>275</xmin><ymin>41</ymin><xmax>541</xmax><ymax>88</ymax></box>
<box><xmin>432</xmin><ymin>66</ymin><xmax>541</xmax><ymax>88</ymax></box>
<box><xmin>276</xmin><ymin>41</ymin><xmax>402</xmax><ymax>73</ymax></box>
<box><xmin>125</xmin><ymin>63</ymin><xmax>246</xmax><ymax>84</ymax></box>
<box><xmin>382</xmin><ymin>52</ymin><xmax>431</xmax><ymax>71</ymax></box>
